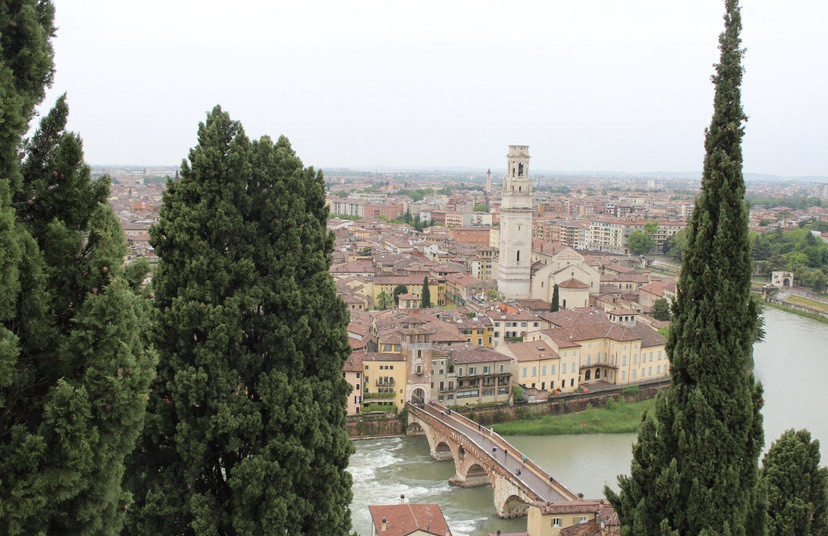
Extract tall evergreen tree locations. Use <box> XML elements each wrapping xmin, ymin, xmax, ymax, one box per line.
<box><xmin>421</xmin><ymin>276</ymin><xmax>431</xmax><ymax>308</ymax></box>
<box><xmin>760</xmin><ymin>429</ymin><xmax>827</xmax><ymax>536</ymax></box>
<box><xmin>127</xmin><ymin>106</ymin><xmax>353</xmax><ymax>535</ymax></box>
<box><xmin>551</xmin><ymin>284</ymin><xmax>560</xmax><ymax>312</ymax></box>
<box><xmin>0</xmin><ymin>0</ymin><xmax>56</xmax><ymax>189</ymax></box>
<box><xmin>1</xmin><ymin>95</ymin><xmax>156</xmax><ymax>534</ymax></box>
<box><xmin>606</xmin><ymin>2</ymin><xmax>765</xmax><ymax>535</ymax></box>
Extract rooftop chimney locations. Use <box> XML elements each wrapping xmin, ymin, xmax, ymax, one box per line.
<box><xmin>381</xmin><ymin>518</ymin><xmax>387</xmax><ymax>532</ymax></box>
<box><xmin>400</xmin><ymin>494</ymin><xmax>406</xmax><ymax>504</ymax></box>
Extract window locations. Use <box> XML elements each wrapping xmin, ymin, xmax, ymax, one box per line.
<box><xmin>622</xmin><ymin>371</ymin><xmax>626</xmax><ymax>380</ymax></box>
<box><xmin>468</xmin><ymin>367</ymin><xmax>476</xmax><ymax>375</ymax></box>
<box><xmin>622</xmin><ymin>355</ymin><xmax>627</xmax><ymax>366</ymax></box>
<box><xmin>458</xmin><ymin>368</ymin><xmax>464</xmax><ymax>376</ymax></box>
<box><xmin>552</xmin><ymin>517</ymin><xmax>562</xmax><ymax>527</ymax></box>
<box><xmin>551</xmin><ymin>364</ymin><xmax>556</xmax><ymax>375</ymax></box>
<box><xmin>532</xmin><ymin>366</ymin><xmax>537</xmax><ymax>376</ymax></box>
<box><xmin>562</xmin><ymin>363</ymin><xmax>567</xmax><ymax>374</ymax></box>
<box><xmin>522</xmin><ymin>367</ymin><xmax>527</xmax><ymax>378</ymax></box>
<box><xmin>483</xmin><ymin>366</ymin><xmax>491</xmax><ymax>374</ymax></box>
<box><xmin>542</xmin><ymin>365</ymin><xmax>547</xmax><ymax>376</ymax></box>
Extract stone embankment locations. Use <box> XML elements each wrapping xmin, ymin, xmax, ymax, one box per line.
<box><xmin>347</xmin><ymin>379</ymin><xmax>669</xmax><ymax>439</ymax></box>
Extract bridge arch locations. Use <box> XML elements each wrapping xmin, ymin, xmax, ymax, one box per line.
<box><xmin>406</xmin><ymin>403</ymin><xmax>578</xmax><ymax>518</ymax></box>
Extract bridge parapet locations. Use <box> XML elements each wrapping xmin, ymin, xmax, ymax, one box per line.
<box><xmin>407</xmin><ymin>402</ymin><xmax>577</xmax><ymax>517</ymax></box>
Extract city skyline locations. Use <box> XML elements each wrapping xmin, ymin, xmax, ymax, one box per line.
<box><xmin>42</xmin><ymin>1</ymin><xmax>828</xmax><ymax>177</ymax></box>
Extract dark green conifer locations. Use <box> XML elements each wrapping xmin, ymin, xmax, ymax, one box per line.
<box><xmin>606</xmin><ymin>2</ymin><xmax>764</xmax><ymax>534</ymax></box>
<box><xmin>1</xmin><ymin>96</ymin><xmax>156</xmax><ymax>535</ymax></box>
<box><xmin>551</xmin><ymin>284</ymin><xmax>560</xmax><ymax>312</ymax></box>
<box><xmin>761</xmin><ymin>429</ymin><xmax>827</xmax><ymax>536</ymax></box>
<box><xmin>421</xmin><ymin>276</ymin><xmax>431</xmax><ymax>308</ymax></box>
<box><xmin>128</xmin><ymin>106</ymin><xmax>354</xmax><ymax>535</ymax></box>
<box><xmin>0</xmin><ymin>0</ymin><xmax>56</xmax><ymax>189</ymax></box>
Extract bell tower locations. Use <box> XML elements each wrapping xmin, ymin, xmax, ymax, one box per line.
<box><xmin>497</xmin><ymin>145</ymin><xmax>533</xmax><ymax>298</ymax></box>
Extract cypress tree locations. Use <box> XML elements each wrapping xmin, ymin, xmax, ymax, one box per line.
<box><xmin>421</xmin><ymin>276</ymin><xmax>431</xmax><ymax>308</ymax></box>
<box><xmin>128</xmin><ymin>106</ymin><xmax>354</xmax><ymax>535</ymax></box>
<box><xmin>1</xmin><ymin>96</ymin><xmax>156</xmax><ymax>534</ymax></box>
<box><xmin>606</xmin><ymin>2</ymin><xmax>764</xmax><ymax>535</ymax></box>
<box><xmin>0</xmin><ymin>0</ymin><xmax>56</xmax><ymax>189</ymax></box>
<box><xmin>760</xmin><ymin>429</ymin><xmax>827</xmax><ymax>536</ymax></box>
<box><xmin>551</xmin><ymin>284</ymin><xmax>560</xmax><ymax>312</ymax></box>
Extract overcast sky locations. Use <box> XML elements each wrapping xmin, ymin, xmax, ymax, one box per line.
<box><xmin>40</xmin><ymin>1</ymin><xmax>827</xmax><ymax>177</ymax></box>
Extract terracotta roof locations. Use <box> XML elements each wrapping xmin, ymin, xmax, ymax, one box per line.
<box><xmin>368</xmin><ymin>503</ymin><xmax>450</xmax><ymax>536</ymax></box>
<box><xmin>363</xmin><ymin>352</ymin><xmax>406</xmax><ymax>362</ymax></box>
<box><xmin>343</xmin><ymin>353</ymin><xmax>363</xmax><ymax>373</ymax></box>
<box><xmin>447</xmin><ymin>346</ymin><xmax>511</xmax><ymax>364</ymax></box>
<box><xmin>558</xmin><ymin>277</ymin><xmax>590</xmax><ymax>289</ymax></box>
<box><xmin>507</xmin><ymin>340</ymin><xmax>560</xmax><ymax>362</ymax></box>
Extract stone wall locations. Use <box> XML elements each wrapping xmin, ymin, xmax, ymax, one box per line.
<box><xmin>347</xmin><ymin>413</ymin><xmax>404</xmax><ymax>438</ymax></box>
<box><xmin>347</xmin><ymin>380</ymin><xmax>669</xmax><ymax>438</ymax></box>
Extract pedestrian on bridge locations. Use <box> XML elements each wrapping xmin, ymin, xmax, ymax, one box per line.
<box><xmin>492</xmin><ymin>446</ymin><xmax>497</xmax><ymax>454</ymax></box>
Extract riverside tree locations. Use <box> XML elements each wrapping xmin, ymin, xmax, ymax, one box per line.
<box><xmin>127</xmin><ymin>106</ymin><xmax>354</xmax><ymax>535</ymax></box>
<box><xmin>1</xmin><ymin>4</ymin><xmax>156</xmax><ymax>533</ymax></box>
<box><xmin>760</xmin><ymin>429</ymin><xmax>827</xmax><ymax>536</ymax></box>
<box><xmin>605</xmin><ymin>2</ymin><xmax>765</xmax><ymax>535</ymax></box>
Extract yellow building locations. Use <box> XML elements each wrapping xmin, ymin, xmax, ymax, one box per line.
<box><xmin>527</xmin><ymin>499</ymin><xmax>619</xmax><ymax>536</ymax></box>
<box><xmin>361</xmin><ymin>352</ymin><xmax>408</xmax><ymax>412</ymax></box>
<box><xmin>529</xmin><ymin>308</ymin><xmax>668</xmax><ymax>390</ymax></box>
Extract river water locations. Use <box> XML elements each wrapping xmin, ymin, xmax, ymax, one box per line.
<box><xmin>348</xmin><ymin>307</ymin><xmax>828</xmax><ymax>536</ymax></box>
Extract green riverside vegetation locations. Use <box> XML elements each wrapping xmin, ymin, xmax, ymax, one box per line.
<box><xmin>493</xmin><ymin>398</ymin><xmax>656</xmax><ymax>436</ymax></box>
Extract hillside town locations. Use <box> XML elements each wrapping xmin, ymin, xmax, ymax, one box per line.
<box><xmin>103</xmin><ymin>154</ymin><xmax>828</xmax><ymax>421</ymax></box>
<box><xmin>102</xmin><ymin>155</ymin><xmax>828</xmax><ymax>536</ymax></box>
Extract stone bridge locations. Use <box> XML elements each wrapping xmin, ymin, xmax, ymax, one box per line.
<box><xmin>407</xmin><ymin>402</ymin><xmax>579</xmax><ymax>518</ymax></box>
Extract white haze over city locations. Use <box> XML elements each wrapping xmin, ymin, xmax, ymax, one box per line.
<box><xmin>42</xmin><ymin>1</ymin><xmax>828</xmax><ymax>177</ymax></box>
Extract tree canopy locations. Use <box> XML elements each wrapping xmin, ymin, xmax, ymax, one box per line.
<box><xmin>1</xmin><ymin>5</ymin><xmax>156</xmax><ymax>533</ymax></box>
<box><xmin>606</xmin><ymin>2</ymin><xmax>765</xmax><ymax>534</ymax></box>
<box><xmin>421</xmin><ymin>277</ymin><xmax>431</xmax><ymax>308</ymax></box>
<box><xmin>760</xmin><ymin>429</ymin><xmax>828</xmax><ymax>536</ymax></box>
<box><xmin>127</xmin><ymin>106</ymin><xmax>354</xmax><ymax>535</ymax></box>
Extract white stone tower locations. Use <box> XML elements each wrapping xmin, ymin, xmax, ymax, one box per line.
<box><xmin>485</xmin><ymin>168</ymin><xmax>493</xmax><ymax>193</ymax></box>
<box><xmin>497</xmin><ymin>145</ymin><xmax>533</xmax><ymax>298</ymax></box>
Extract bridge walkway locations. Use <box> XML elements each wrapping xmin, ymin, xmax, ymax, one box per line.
<box><xmin>413</xmin><ymin>402</ymin><xmax>578</xmax><ymax>504</ymax></box>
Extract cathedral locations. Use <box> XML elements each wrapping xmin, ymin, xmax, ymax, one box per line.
<box><xmin>496</xmin><ymin>145</ymin><xmax>600</xmax><ymax>304</ymax></box>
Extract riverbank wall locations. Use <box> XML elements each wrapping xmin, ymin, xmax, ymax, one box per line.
<box><xmin>347</xmin><ymin>380</ymin><xmax>669</xmax><ymax>439</ymax></box>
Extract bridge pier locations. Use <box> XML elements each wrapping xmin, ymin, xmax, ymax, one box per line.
<box><xmin>448</xmin><ymin>471</ymin><xmax>490</xmax><ymax>488</ymax></box>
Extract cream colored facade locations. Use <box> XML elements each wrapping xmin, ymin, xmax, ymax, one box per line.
<box><xmin>497</xmin><ymin>145</ymin><xmax>533</xmax><ymax>298</ymax></box>
<box><xmin>531</xmin><ymin>246</ymin><xmax>601</xmax><ymax>304</ymax></box>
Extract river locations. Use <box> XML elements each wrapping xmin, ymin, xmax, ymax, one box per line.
<box><xmin>348</xmin><ymin>307</ymin><xmax>828</xmax><ymax>536</ymax></box>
